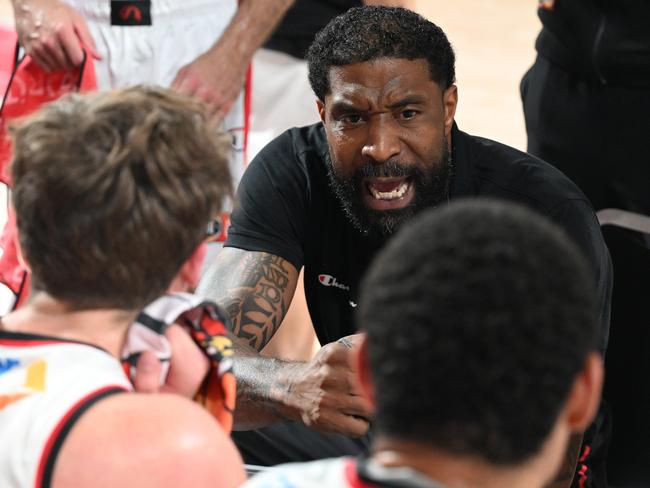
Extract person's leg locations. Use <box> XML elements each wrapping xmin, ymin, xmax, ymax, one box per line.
<box><xmin>522</xmin><ymin>56</ymin><xmax>615</xmax><ymax>488</ymax></box>
<box><xmin>521</xmin><ymin>56</ymin><xmax>617</xmax><ymax>211</ymax></box>
<box><xmin>233</xmin><ymin>423</ymin><xmax>371</xmax><ymax>466</ymax></box>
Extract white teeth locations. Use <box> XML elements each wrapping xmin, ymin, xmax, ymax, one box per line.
<box><xmin>369</xmin><ymin>181</ymin><xmax>410</xmax><ymax>200</ymax></box>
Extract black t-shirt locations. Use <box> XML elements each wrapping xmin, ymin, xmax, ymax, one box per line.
<box><xmin>226</xmin><ymin>123</ymin><xmax>612</xmax><ymax>352</ymax></box>
<box><xmin>535</xmin><ymin>0</ymin><xmax>650</xmax><ymax>87</ymax></box>
<box><xmin>265</xmin><ymin>0</ymin><xmax>362</xmax><ymax>59</ymax></box>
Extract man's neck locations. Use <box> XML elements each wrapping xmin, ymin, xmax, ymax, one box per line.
<box><xmin>370</xmin><ymin>437</ymin><xmax>549</xmax><ymax>488</ymax></box>
<box><xmin>0</xmin><ymin>292</ymin><xmax>136</xmax><ymax>357</ymax></box>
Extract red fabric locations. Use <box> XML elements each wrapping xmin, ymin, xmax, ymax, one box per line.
<box><xmin>0</xmin><ymin>50</ymin><xmax>96</xmax><ymax>310</ymax></box>
<box><xmin>187</xmin><ymin>308</ymin><xmax>236</xmax><ymax>433</ymax></box>
<box><xmin>0</xmin><ymin>25</ymin><xmax>17</xmax><ymax>95</ymax></box>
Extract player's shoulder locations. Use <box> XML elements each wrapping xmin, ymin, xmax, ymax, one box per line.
<box><xmin>244</xmin><ymin>457</ymin><xmax>352</xmax><ymax>488</ymax></box>
<box><xmin>52</xmin><ymin>393</ymin><xmax>245</xmax><ymax>488</ymax></box>
<box><xmin>456</xmin><ymin>127</ymin><xmax>589</xmax><ymax>214</ymax></box>
<box><xmin>251</xmin><ymin>123</ymin><xmax>327</xmax><ymax>171</ymax></box>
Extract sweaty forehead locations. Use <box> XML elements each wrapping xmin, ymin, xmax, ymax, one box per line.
<box><xmin>325</xmin><ymin>58</ymin><xmax>438</xmax><ymax>105</ymax></box>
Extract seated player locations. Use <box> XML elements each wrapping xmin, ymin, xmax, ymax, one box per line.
<box><xmin>245</xmin><ymin>199</ymin><xmax>604</xmax><ymax>488</ymax></box>
<box><xmin>0</xmin><ymin>87</ymin><xmax>246</xmax><ymax>488</ymax></box>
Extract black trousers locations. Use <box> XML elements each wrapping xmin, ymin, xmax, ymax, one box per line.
<box><xmin>233</xmin><ymin>422</ymin><xmax>371</xmax><ymax>466</ymax></box>
<box><xmin>521</xmin><ymin>56</ymin><xmax>650</xmax><ymax>216</ymax></box>
<box><xmin>522</xmin><ymin>56</ymin><xmax>650</xmax><ymax>487</ymax></box>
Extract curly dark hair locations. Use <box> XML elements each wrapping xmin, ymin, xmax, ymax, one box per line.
<box><xmin>306</xmin><ymin>6</ymin><xmax>456</xmax><ymax>101</ymax></box>
<box><xmin>357</xmin><ymin>198</ymin><xmax>599</xmax><ymax>465</ymax></box>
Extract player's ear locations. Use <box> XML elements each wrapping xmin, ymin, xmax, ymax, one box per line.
<box><xmin>443</xmin><ymin>84</ymin><xmax>458</xmax><ymax>138</ymax></box>
<box><xmin>563</xmin><ymin>352</ymin><xmax>604</xmax><ymax>433</ymax></box>
<box><xmin>317</xmin><ymin>99</ymin><xmax>326</xmax><ymax>124</ymax></box>
<box><xmin>354</xmin><ymin>334</ymin><xmax>376</xmax><ymax>409</ymax></box>
<box><xmin>171</xmin><ymin>242</ymin><xmax>207</xmax><ymax>293</ymax></box>
<box><xmin>13</xmin><ymin>218</ymin><xmax>30</xmax><ymax>272</ymax></box>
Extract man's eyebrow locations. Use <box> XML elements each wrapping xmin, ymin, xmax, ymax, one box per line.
<box><xmin>330</xmin><ymin>101</ymin><xmax>363</xmax><ymax>113</ymax></box>
<box><xmin>386</xmin><ymin>96</ymin><xmax>427</xmax><ymax>109</ymax></box>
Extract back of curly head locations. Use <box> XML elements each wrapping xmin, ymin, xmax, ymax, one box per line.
<box><xmin>11</xmin><ymin>86</ymin><xmax>232</xmax><ymax>310</ymax></box>
<box><xmin>358</xmin><ymin>198</ymin><xmax>598</xmax><ymax>465</ymax></box>
<box><xmin>306</xmin><ymin>6</ymin><xmax>455</xmax><ymax>101</ymax></box>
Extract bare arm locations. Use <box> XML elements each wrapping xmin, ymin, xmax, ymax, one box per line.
<box><xmin>198</xmin><ymin>248</ymin><xmax>372</xmax><ymax>433</ymax></box>
<box><xmin>199</xmin><ymin>249</ymin><xmax>301</xmax><ymax>428</ymax></box>
<box><xmin>53</xmin><ymin>394</ymin><xmax>246</xmax><ymax>488</ymax></box>
<box><xmin>199</xmin><ymin>248</ymin><xmax>298</xmax><ymax>351</ymax></box>
<box><xmin>172</xmin><ymin>0</ymin><xmax>296</xmax><ymax>122</ymax></box>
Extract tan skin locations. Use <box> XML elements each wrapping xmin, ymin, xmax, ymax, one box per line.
<box><xmin>200</xmin><ymin>57</ymin><xmax>457</xmax><ymax>437</ymax></box>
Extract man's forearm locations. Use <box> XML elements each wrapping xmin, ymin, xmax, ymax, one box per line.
<box><xmin>209</xmin><ymin>0</ymin><xmax>295</xmax><ymax>60</ymax></box>
<box><xmin>231</xmin><ymin>338</ymin><xmax>304</xmax><ymax>430</ymax></box>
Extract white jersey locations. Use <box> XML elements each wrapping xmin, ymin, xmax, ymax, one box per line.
<box><xmin>0</xmin><ymin>331</ymin><xmax>131</xmax><ymax>488</ymax></box>
<box><xmin>244</xmin><ymin>457</ymin><xmax>449</xmax><ymax>488</ymax></box>
<box><xmin>62</xmin><ymin>0</ymin><xmax>247</xmax><ymax>221</ymax></box>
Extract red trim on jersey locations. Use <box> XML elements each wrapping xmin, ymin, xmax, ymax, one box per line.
<box><xmin>577</xmin><ymin>445</ymin><xmax>591</xmax><ymax>488</ymax></box>
<box><xmin>0</xmin><ymin>338</ymin><xmax>66</xmax><ymax>347</ymax></box>
<box><xmin>34</xmin><ymin>384</ymin><xmax>128</xmax><ymax>488</ymax></box>
<box><xmin>344</xmin><ymin>458</ymin><xmax>377</xmax><ymax>488</ymax></box>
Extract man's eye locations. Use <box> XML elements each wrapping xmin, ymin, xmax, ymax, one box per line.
<box><xmin>340</xmin><ymin>114</ymin><xmax>362</xmax><ymax>124</ymax></box>
<box><xmin>401</xmin><ymin>109</ymin><xmax>418</xmax><ymax>120</ymax></box>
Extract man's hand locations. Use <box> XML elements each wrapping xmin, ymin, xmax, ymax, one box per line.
<box><xmin>282</xmin><ymin>334</ymin><xmax>373</xmax><ymax>437</ymax></box>
<box><xmin>133</xmin><ymin>324</ymin><xmax>209</xmax><ymax>397</ymax></box>
<box><xmin>171</xmin><ymin>44</ymin><xmax>247</xmax><ymax>126</ymax></box>
<box><xmin>13</xmin><ymin>0</ymin><xmax>100</xmax><ymax>72</ymax></box>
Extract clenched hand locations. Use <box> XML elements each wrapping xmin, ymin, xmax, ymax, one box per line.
<box><xmin>283</xmin><ymin>333</ymin><xmax>373</xmax><ymax>437</ymax></box>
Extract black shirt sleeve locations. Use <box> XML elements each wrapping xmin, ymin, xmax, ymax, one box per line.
<box><xmin>550</xmin><ymin>199</ymin><xmax>613</xmax><ymax>354</ymax></box>
<box><xmin>225</xmin><ymin>130</ymin><xmax>310</xmax><ymax>270</ymax></box>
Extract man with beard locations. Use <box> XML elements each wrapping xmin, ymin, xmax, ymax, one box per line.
<box><xmin>199</xmin><ymin>6</ymin><xmax>612</xmax><ymax>486</ymax></box>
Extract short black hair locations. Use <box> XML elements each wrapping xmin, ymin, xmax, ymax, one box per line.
<box><xmin>358</xmin><ymin>198</ymin><xmax>599</xmax><ymax>465</ymax></box>
<box><xmin>306</xmin><ymin>6</ymin><xmax>455</xmax><ymax>101</ymax></box>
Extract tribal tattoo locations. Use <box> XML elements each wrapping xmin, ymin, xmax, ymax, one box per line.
<box><xmin>200</xmin><ymin>249</ymin><xmax>295</xmax><ymax>351</ymax></box>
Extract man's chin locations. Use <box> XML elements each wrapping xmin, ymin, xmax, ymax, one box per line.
<box><xmin>358</xmin><ymin>206</ymin><xmax>416</xmax><ymax>238</ymax></box>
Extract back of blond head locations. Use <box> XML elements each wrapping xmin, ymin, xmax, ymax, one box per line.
<box><xmin>11</xmin><ymin>86</ymin><xmax>232</xmax><ymax>310</ymax></box>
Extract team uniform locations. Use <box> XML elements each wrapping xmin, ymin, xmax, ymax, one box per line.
<box><xmin>62</xmin><ymin>0</ymin><xmax>247</xmax><ymax>191</ymax></box>
<box><xmin>0</xmin><ymin>332</ymin><xmax>131</xmax><ymax>488</ymax></box>
<box><xmin>0</xmin><ymin>293</ymin><xmax>235</xmax><ymax>488</ymax></box>
<box><xmin>244</xmin><ymin>457</ymin><xmax>449</xmax><ymax>488</ymax></box>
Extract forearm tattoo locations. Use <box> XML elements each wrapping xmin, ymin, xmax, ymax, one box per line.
<box><xmin>201</xmin><ymin>251</ymin><xmax>292</xmax><ymax>351</ymax></box>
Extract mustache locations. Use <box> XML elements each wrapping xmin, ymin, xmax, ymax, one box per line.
<box><xmin>356</xmin><ymin>160</ymin><xmax>419</xmax><ymax>179</ymax></box>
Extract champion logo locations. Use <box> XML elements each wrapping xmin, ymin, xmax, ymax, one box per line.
<box><xmin>120</xmin><ymin>5</ymin><xmax>142</xmax><ymax>22</ymax></box>
<box><xmin>318</xmin><ymin>274</ymin><xmax>350</xmax><ymax>291</ymax></box>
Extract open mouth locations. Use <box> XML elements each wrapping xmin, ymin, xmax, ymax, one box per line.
<box><xmin>362</xmin><ymin>177</ymin><xmax>415</xmax><ymax>210</ymax></box>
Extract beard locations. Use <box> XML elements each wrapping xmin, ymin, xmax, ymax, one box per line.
<box><xmin>325</xmin><ymin>142</ymin><xmax>453</xmax><ymax>239</ymax></box>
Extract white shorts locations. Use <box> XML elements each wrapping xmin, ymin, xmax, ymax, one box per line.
<box><xmin>248</xmin><ymin>48</ymin><xmax>321</xmax><ymax>160</ymax></box>
<box><xmin>63</xmin><ymin>0</ymin><xmax>247</xmax><ymax>191</ymax></box>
